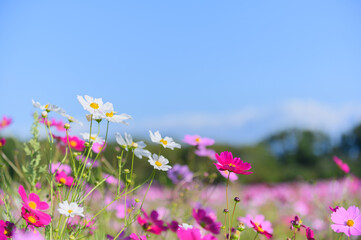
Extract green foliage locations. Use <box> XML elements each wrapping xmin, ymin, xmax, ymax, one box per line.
<box><xmin>22</xmin><ymin>112</ymin><xmax>47</xmax><ymax>191</ymax></box>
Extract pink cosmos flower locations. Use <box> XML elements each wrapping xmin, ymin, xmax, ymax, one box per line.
<box><xmin>51</xmin><ymin>163</ymin><xmax>72</xmax><ymax>175</ymax></box>
<box><xmin>331</xmin><ymin>205</ymin><xmax>361</xmax><ymax>237</ymax></box>
<box><xmin>177</xmin><ymin>227</ymin><xmax>217</xmax><ymax>240</ymax></box>
<box><xmin>238</xmin><ymin>214</ymin><xmax>273</xmax><ymax>234</ymax></box>
<box><xmin>333</xmin><ymin>156</ymin><xmax>350</xmax><ymax>174</ymax></box>
<box><xmin>61</xmin><ymin>135</ymin><xmax>85</xmax><ymax>152</ymax></box>
<box><xmin>55</xmin><ymin>171</ymin><xmax>74</xmax><ymax>186</ymax></box>
<box><xmin>219</xmin><ymin>169</ymin><xmax>238</xmax><ymax>182</ymax></box>
<box><xmin>183</xmin><ymin>135</ymin><xmax>215</xmax><ymax>147</ymax></box>
<box><xmin>214</xmin><ymin>151</ymin><xmax>252</xmax><ymax>175</ymax></box>
<box><xmin>50</xmin><ymin>118</ymin><xmax>66</xmax><ymax>132</ymax></box>
<box><xmin>0</xmin><ymin>138</ymin><xmax>5</xmax><ymax>148</ymax></box>
<box><xmin>13</xmin><ymin>229</ymin><xmax>45</xmax><ymax>240</ymax></box>
<box><xmin>18</xmin><ymin>185</ymin><xmax>49</xmax><ymax>212</ymax></box>
<box><xmin>195</xmin><ymin>147</ymin><xmax>216</xmax><ymax>160</ymax></box>
<box><xmin>92</xmin><ymin>142</ymin><xmax>107</xmax><ymax>153</ymax></box>
<box><xmin>0</xmin><ymin>116</ymin><xmax>12</xmax><ymax>130</ymax></box>
<box><xmin>250</xmin><ymin>220</ymin><xmax>272</xmax><ymax>239</ymax></box>
<box><xmin>129</xmin><ymin>233</ymin><xmax>147</xmax><ymax>240</ymax></box>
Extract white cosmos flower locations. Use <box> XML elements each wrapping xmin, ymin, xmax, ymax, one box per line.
<box><xmin>58</xmin><ymin>200</ymin><xmax>84</xmax><ymax>217</ymax></box>
<box><xmin>179</xmin><ymin>223</ymin><xmax>193</xmax><ymax>230</ymax></box>
<box><xmin>148</xmin><ymin>154</ymin><xmax>172</xmax><ymax>171</ymax></box>
<box><xmin>77</xmin><ymin>95</ymin><xmax>105</xmax><ymax>120</ymax></box>
<box><xmin>149</xmin><ymin>130</ymin><xmax>181</xmax><ymax>150</ymax></box>
<box><xmin>32</xmin><ymin>99</ymin><xmax>65</xmax><ymax>114</ymax></box>
<box><xmin>80</xmin><ymin>133</ymin><xmax>105</xmax><ymax>144</ymax></box>
<box><xmin>115</xmin><ymin>132</ymin><xmax>151</xmax><ymax>159</ymax></box>
<box><xmin>102</xmin><ymin>102</ymin><xmax>132</xmax><ymax>124</ymax></box>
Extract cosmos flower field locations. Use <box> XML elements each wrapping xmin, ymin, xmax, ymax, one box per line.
<box><xmin>0</xmin><ymin>95</ymin><xmax>360</xmax><ymax>240</ymax></box>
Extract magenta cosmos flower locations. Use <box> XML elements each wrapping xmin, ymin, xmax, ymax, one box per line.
<box><xmin>192</xmin><ymin>208</ymin><xmax>221</xmax><ymax>234</ymax></box>
<box><xmin>55</xmin><ymin>171</ymin><xmax>74</xmax><ymax>186</ymax></box>
<box><xmin>0</xmin><ymin>138</ymin><xmax>5</xmax><ymax>148</ymax></box>
<box><xmin>214</xmin><ymin>151</ymin><xmax>252</xmax><ymax>175</ymax></box>
<box><xmin>333</xmin><ymin>156</ymin><xmax>350</xmax><ymax>174</ymax></box>
<box><xmin>239</xmin><ymin>214</ymin><xmax>273</xmax><ymax>234</ymax></box>
<box><xmin>183</xmin><ymin>135</ymin><xmax>215</xmax><ymax>147</ymax></box>
<box><xmin>18</xmin><ymin>185</ymin><xmax>51</xmax><ymax>226</ymax></box>
<box><xmin>137</xmin><ymin>209</ymin><xmax>168</xmax><ymax>235</ymax></box>
<box><xmin>129</xmin><ymin>233</ymin><xmax>147</xmax><ymax>240</ymax></box>
<box><xmin>0</xmin><ymin>116</ymin><xmax>12</xmax><ymax>130</ymax></box>
<box><xmin>177</xmin><ymin>226</ymin><xmax>217</xmax><ymax>240</ymax></box>
<box><xmin>19</xmin><ymin>185</ymin><xmax>49</xmax><ymax>212</ymax></box>
<box><xmin>61</xmin><ymin>135</ymin><xmax>85</xmax><ymax>152</ymax></box>
<box><xmin>331</xmin><ymin>206</ymin><xmax>361</xmax><ymax>237</ymax></box>
<box><xmin>250</xmin><ymin>220</ymin><xmax>272</xmax><ymax>239</ymax></box>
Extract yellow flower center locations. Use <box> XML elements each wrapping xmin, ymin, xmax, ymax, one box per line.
<box><xmin>347</xmin><ymin>219</ymin><xmax>354</xmax><ymax>227</ymax></box>
<box><xmin>90</xmin><ymin>102</ymin><xmax>99</xmax><ymax>109</ymax></box>
<box><xmin>106</xmin><ymin>112</ymin><xmax>114</xmax><ymax>117</ymax></box>
<box><xmin>1</xmin><ymin>120</ymin><xmax>6</xmax><ymax>126</ymax></box>
<box><xmin>45</xmin><ymin>104</ymin><xmax>49</xmax><ymax>109</ymax></box>
<box><xmin>131</xmin><ymin>142</ymin><xmax>138</xmax><ymax>148</ymax></box>
<box><xmin>160</xmin><ymin>139</ymin><xmax>168</xmax><ymax>145</ymax></box>
<box><xmin>155</xmin><ymin>161</ymin><xmax>162</xmax><ymax>167</ymax></box>
<box><xmin>195</xmin><ymin>137</ymin><xmax>201</xmax><ymax>143</ymax></box>
<box><xmin>0</xmin><ymin>142</ymin><xmax>2</xmax><ymax>147</ymax></box>
<box><xmin>68</xmin><ymin>209</ymin><xmax>73</xmax><ymax>214</ymax></box>
<box><xmin>70</xmin><ymin>140</ymin><xmax>77</xmax><ymax>147</ymax></box>
<box><xmin>229</xmin><ymin>163</ymin><xmax>236</xmax><ymax>167</ymax></box>
<box><xmin>90</xmin><ymin>136</ymin><xmax>96</xmax><ymax>140</ymax></box>
<box><xmin>29</xmin><ymin>201</ymin><xmax>37</xmax><ymax>210</ymax></box>
<box><xmin>60</xmin><ymin>178</ymin><xmax>66</xmax><ymax>184</ymax></box>
<box><xmin>28</xmin><ymin>216</ymin><xmax>37</xmax><ymax>224</ymax></box>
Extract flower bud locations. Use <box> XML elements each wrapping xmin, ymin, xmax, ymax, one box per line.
<box><xmin>135</xmin><ymin>198</ymin><xmax>140</xmax><ymax>203</ymax></box>
<box><xmin>234</xmin><ymin>197</ymin><xmax>240</xmax><ymax>202</ymax></box>
<box><xmin>41</xmin><ymin>111</ymin><xmax>48</xmax><ymax>118</ymax></box>
<box><xmin>124</xmin><ymin>169</ymin><xmax>130</xmax><ymax>174</ymax></box>
<box><xmin>223</xmin><ymin>209</ymin><xmax>229</xmax><ymax>213</ymax></box>
<box><xmin>64</xmin><ymin>123</ymin><xmax>70</xmax><ymax>130</ymax></box>
<box><xmin>86</xmin><ymin>114</ymin><xmax>92</xmax><ymax>122</ymax></box>
<box><xmin>237</xmin><ymin>222</ymin><xmax>245</xmax><ymax>231</ymax></box>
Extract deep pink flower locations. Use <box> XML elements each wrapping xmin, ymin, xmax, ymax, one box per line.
<box><xmin>137</xmin><ymin>209</ymin><xmax>168</xmax><ymax>235</ymax></box>
<box><xmin>214</xmin><ymin>151</ymin><xmax>252</xmax><ymax>175</ymax></box>
<box><xmin>183</xmin><ymin>135</ymin><xmax>215</xmax><ymax>147</ymax></box>
<box><xmin>0</xmin><ymin>116</ymin><xmax>12</xmax><ymax>130</ymax></box>
<box><xmin>177</xmin><ymin>227</ymin><xmax>217</xmax><ymax>240</ymax></box>
<box><xmin>18</xmin><ymin>185</ymin><xmax>49</xmax><ymax>212</ymax></box>
<box><xmin>50</xmin><ymin>118</ymin><xmax>66</xmax><ymax>132</ymax></box>
<box><xmin>0</xmin><ymin>220</ymin><xmax>15</xmax><ymax>239</ymax></box>
<box><xmin>331</xmin><ymin>205</ymin><xmax>361</xmax><ymax>237</ymax></box>
<box><xmin>55</xmin><ymin>171</ymin><xmax>74</xmax><ymax>186</ymax></box>
<box><xmin>61</xmin><ymin>135</ymin><xmax>85</xmax><ymax>152</ymax></box>
<box><xmin>250</xmin><ymin>220</ymin><xmax>272</xmax><ymax>239</ymax></box>
<box><xmin>192</xmin><ymin>208</ymin><xmax>221</xmax><ymax>234</ymax></box>
<box><xmin>21</xmin><ymin>207</ymin><xmax>50</xmax><ymax>227</ymax></box>
<box><xmin>129</xmin><ymin>233</ymin><xmax>147</xmax><ymax>240</ymax></box>
<box><xmin>306</xmin><ymin>227</ymin><xmax>315</xmax><ymax>240</ymax></box>
<box><xmin>0</xmin><ymin>139</ymin><xmax>5</xmax><ymax>148</ymax></box>
<box><xmin>329</xmin><ymin>206</ymin><xmax>340</xmax><ymax>213</ymax></box>
<box><xmin>0</xmin><ymin>224</ymin><xmax>6</xmax><ymax>240</ymax></box>
<box><xmin>333</xmin><ymin>156</ymin><xmax>350</xmax><ymax>174</ymax></box>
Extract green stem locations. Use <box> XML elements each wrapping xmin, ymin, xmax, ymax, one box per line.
<box><xmin>253</xmin><ymin>232</ymin><xmax>259</xmax><ymax>240</ymax></box>
<box><xmin>226</xmin><ymin>172</ymin><xmax>231</xmax><ymax>239</ymax></box>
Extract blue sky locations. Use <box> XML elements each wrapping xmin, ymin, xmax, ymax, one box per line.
<box><xmin>0</xmin><ymin>1</ymin><xmax>361</xmax><ymax>144</ymax></box>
